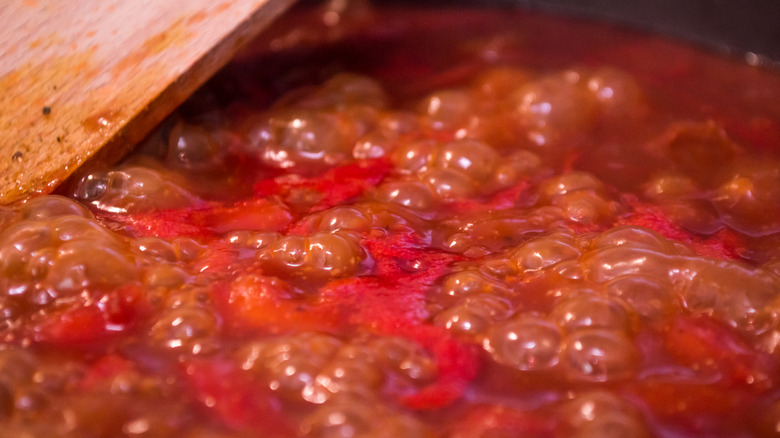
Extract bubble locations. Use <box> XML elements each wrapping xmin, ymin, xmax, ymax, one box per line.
<box><xmin>462</xmin><ymin>294</ymin><xmax>515</xmax><ymax>319</ymax></box>
<box><xmin>305</xmin><ymin>346</ymin><xmax>383</xmax><ymax>403</ymax></box>
<box><xmin>52</xmin><ymin>215</ymin><xmax>118</xmax><ymax>243</ymax></box>
<box><xmin>317</xmin><ymin>73</ymin><xmax>387</xmax><ymax>109</ymax></box>
<box><xmin>419</xmin><ymin>89</ymin><xmax>473</xmax><ymax>131</ymax></box>
<box><xmin>245</xmin><ymin>109</ymin><xmax>356</xmax><ymax>169</ymax></box>
<box><xmin>663</xmin><ymin>200</ymin><xmax>723</xmax><ymax>235</ymax></box>
<box><xmin>133</xmin><ymin>237</ymin><xmax>178</xmax><ymax>262</ymax></box>
<box><xmin>375</xmin><ymin>180</ymin><xmax>435</xmax><ymax>211</ymax></box>
<box><xmin>476</xmin><ymin>259</ymin><xmax>517</xmax><ymax>280</ymax></box>
<box><xmin>172</xmin><ymin>237</ymin><xmax>204</xmax><ymax>261</ymax></box>
<box><xmin>433</xmin><ymin>139</ymin><xmax>499</xmax><ymax>182</ymax></box>
<box><xmin>642</xmin><ymin>173</ymin><xmax>699</xmax><ymax>201</ymax></box>
<box><xmin>591</xmin><ymin>226</ymin><xmax>675</xmax><ymax>254</ymax></box>
<box><xmin>653</xmin><ymin>121</ymin><xmax>738</xmax><ymax>187</ymax></box>
<box><xmin>144</xmin><ymin>264</ymin><xmax>190</xmax><ymax>289</ymax></box>
<box><xmin>484</xmin><ymin>315</ymin><xmax>563</xmax><ymax>370</ymax></box>
<box><xmin>422</xmin><ymin>168</ymin><xmax>477</xmax><ymax>200</ymax></box>
<box><xmin>301</xmin><ymin>397</ymin><xmax>370</xmax><ymax>437</ymax></box>
<box><xmin>562</xmin><ymin>329</ymin><xmax>639</xmax><ymax>382</ymax></box>
<box><xmin>435</xmin><ymin>293</ymin><xmax>514</xmax><ymax>338</ymax></box>
<box><xmin>0</xmin><ymin>221</ymin><xmax>53</xmax><ymax>278</ymax></box>
<box><xmin>73</xmin><ymin>167</ymin><xmax>198</xmax><ymax>213</ymax></box>
<box><xmin>675</xmin><ymin>257</ymin><xmax>780</xmax><ymax>335</ymax></box>
<box><xmin>161</xmin><ymin>285</ymin><xmax>212</xmax><ymax>310</ymax></box>
<box><xmin>20</xmin><ymin>195</ymin><xmax>91</xmax><ymax>221</ymax></box>
<box><xmin>314</xmin><ymin>207</ymin><xmax>372</xmax><ymax>233</ymax></box>
<box><xmin>493</xmin><ymin>150</ymin><xmax>542</xmax><ymax>186</ymax></box>
<box><xmin>713</xmin><ymin>167</ymin><xmax>780</xmax><ymax>236</ymax></box>
<box><xmin>540</xmin><ymin>172</ymin><xmax>604</xmax><ymax>201</ymax></box>
<box><xmin>223</xmin><ymin>231</ymin><xmax>280</xmax><ymax>250</ymax></box>
<box><xmin>510</xmin><ymin>71</ymin><xmax>598</xmax><ymax>146</ymax></box>
<box><xmin>236</xmin><ymin>332</ymin><xmax>343</xmax><ymax>401</ymax></box>
<box><xmin>259</xmin><ymin>231</ymin><xmax>365</xmax><ymax>279</ymax></box>
<box><xmin>549</xmin><ymin>259</ymin><xmax>586</xmax><ymax>281</ymax></box>
<box><xmin>434</xmin><ymin>304</ymin><xmax>494</xmax><ymax>338</ymax></box>
<box><xmin>559</xmin><ymin>391</ymin><xmax>648</xmax><ymax>437</ymax></box>
<box><xmin>391</xmin><ymin>140</ymin><xmax>436</xmax><ymax>174</ymax></box>
<box><xmin>1</xmin><ymin>212</ymin><xmax>137</xmax><ymax>307</ymax></box>
<box><xmin>46</xmin><ymin>242</ymin><xmax>137</xmax><ymax>295</ymax></box>
<box><xmin>378</xmin><ymin>111</ymin><xmax>419</xmax><ymax>136</ymax></box>
<box><xmin>369</xmin><ymin>337</ymin><xmax>436</xmax><ymax>382</ymax></box>
<box><xmin>510</xmin><ymin>236</ymin><xmax>580</xmax><ymax>272</ymax></box>
<box><xmin>440</xmin><ymin>212</ymin><xmax>542</xmax><ymax>254</ymax></box>
<box><xmin>605</xmin><ymin>276</ymin><xmax>679</xmax><ymax>320</ymax></box>
<box><xmin>74</xmin><ymin>172</ymin><xmax>110</xmax><ymax>202</ymax></box>
<box><xmin>150</xmin><ymin>306</ymin><xmax>219</xmax><ymax>354</ymax></box>
<box><xmin>581</xmin><ymin>246</ymin><xmax>673</xmax><ymax>283</ymax></box>
<box><xmin>472</xmin><ymin>67</ymin><xmax>532</xmax><ymax>99</ymax></box>
<box><xmin>550</xmin><ymin>293</ymin><xmax>634</xmax><ymax>333</ymax></box>
<box><xmin>586</xmin><ymin>67</ymin><xmax>647</xmax><ymax>119</ymax></box>
<box><xmin>166</xmin><ymin>122</ymin><xmax>222</xmax><ymax>170</ymax></box>
<box><xmin>439</xmin><ymin>270</ymin><xmax>505</xmax><ymax>299</ymax></box>
<box><xmin>353</xmin><ymin>132</ymin><xmax>393</xmax><ymax>159</ymax></box>
<box><xmin>557</xmin><ymin>190</ymin><xmax>613</xmax><ymax>225</ymax></box>
<box><xmin>341</xmin><ymin>105</ymin><xmax>380</xmax><ymax>138</ymax></box>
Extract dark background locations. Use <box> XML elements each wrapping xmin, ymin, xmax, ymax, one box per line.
<box><xmin>384</xmin><ymin>0</ymin><xmax>780</xmax><ymax>66</ymax></box>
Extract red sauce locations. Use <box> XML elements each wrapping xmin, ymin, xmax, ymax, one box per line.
<box><xmin>2</xmin><ymin>4</ymin><xmax>780</xmax><ymax>437</ymax></box>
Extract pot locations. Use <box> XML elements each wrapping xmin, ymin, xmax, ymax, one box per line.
<box><xmin>403</xmin><ymin>0</ymin><xmax>780</xmax><ymax>66</ymax></box>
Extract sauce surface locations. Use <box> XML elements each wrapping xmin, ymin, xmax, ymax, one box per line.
<box><xmin>2</xmin><ymin>4</ymin><xmax>780</xmax><ymax>437</ymax></box>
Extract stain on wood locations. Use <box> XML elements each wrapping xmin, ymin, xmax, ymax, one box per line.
<box><xmin>0</xmin><ymin>0</ymin><xmax>296</xmax><ymax>204</ymax></box>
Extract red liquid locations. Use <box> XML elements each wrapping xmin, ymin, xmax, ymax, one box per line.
<box><xmin>1</xmin><ymin>5</ymin><xmax>780</xmax><ymax>437</ymax></box>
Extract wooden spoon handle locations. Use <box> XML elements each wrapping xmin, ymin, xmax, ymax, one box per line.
<box><xmin>0</xmin><ymin>0</ymin><xmax>296</xmax><ymax>204</ymax></box>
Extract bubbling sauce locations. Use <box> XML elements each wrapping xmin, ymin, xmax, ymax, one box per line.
<box><xmin>2</xmin><ymin>4</ymin><xmax>780</xmax><ymax>437</ymax></box>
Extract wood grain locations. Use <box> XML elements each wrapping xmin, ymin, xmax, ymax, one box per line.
<box><xmin>0</xmin><ymin>0</ymin><xmax>295</xmax><ymax>204</ymax></box>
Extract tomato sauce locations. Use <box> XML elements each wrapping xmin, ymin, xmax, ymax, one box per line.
<box><xmin>2</xmin><ymin>4</ymin><xmax>780</xmax><ymax>437</ymax></box>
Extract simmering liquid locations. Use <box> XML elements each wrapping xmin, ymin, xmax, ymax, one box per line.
<box><xmin>2</xmin><ymin>4</ymin><xmax>780</xmax><ymax>437</ymax></box>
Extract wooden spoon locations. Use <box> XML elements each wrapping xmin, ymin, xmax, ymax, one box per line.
<box><xmin>0</xmin><ymin>0</ymin><xmax>296</xmax><ymax>204</ymax></box>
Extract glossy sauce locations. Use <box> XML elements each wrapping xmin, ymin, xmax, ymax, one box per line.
<box><xmin>2</xmin><ymin>4</ymin><xmax>780</xmax><ymax>437</ymax></box>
